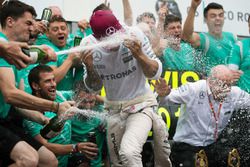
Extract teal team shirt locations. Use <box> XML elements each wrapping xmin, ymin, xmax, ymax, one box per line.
<box><xmin>0</xmin><ymin>33</ymin><xmax>21</xmax><ymax>118</ymax></box>
<box><xmin>161</xmin><ymin>41</ymin><xmax>197</xmax><ymax>72</ymax></box>
<box><xmin>36</xmin><ymin>33</ymin><xmax>74</xmax><ymax>48</ymax></box>
<box><xmin>36</xmin><ymin>34</ymin><xmax>84</xmax><ymax>91</ymax></box>
<box><xmin>198</xmin><ymin>32</ymin><xmax>237</xmax><ymax>75</ymax></box>
<box><xmin>71</xmin><ymin>105</ymin><xmax>105</xmax><ymax>167</ymax></box>
<box><xmin>75</xmin><ymin>27</ymin><xmax>93</xmax><ymax>38</ymax></box>
<box><xmin>23</xmin><ymin>91</ymin><xmax>73</xmax><ymax>167</ymax></box>
<box><xmin>228</xmin><ymin>38</ymin><xmax>250</xmax><ymax>93</ymax></box>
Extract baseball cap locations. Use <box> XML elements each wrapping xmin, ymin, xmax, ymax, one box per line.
<box><xmin>90</xmin><ymin>10</ymin><xmax>122</xmax><ymax>39</ymax></box>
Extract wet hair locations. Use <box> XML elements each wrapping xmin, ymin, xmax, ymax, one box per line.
<box><xmin>0</xmin><ymin>0</ymin><xmax>37</xmax><ymax>28</ymax></box>
<box><xmin>92</xmin><ymin>3</ymin><xmax>110</xmax><ymax>14</ymax></box>
<box><xmin>164</xmin><ymin>14</ymin><xmax>182</xmax><ymax>30</ymax></box>
<box><xmin>203</xmin><ymin>2</ymin><xmax>223</xmax><ymax>18</ymax></box>
<box><xmin>49</xmin><ymin>15</ymin><xmax>66</xmax><ymax>23</ymax></box>
<box><xmin>136</xmin><ymin>12</ymin><xmax>156</xmax><ymax>24</ymax></box>
<box><xmin>28</xmin><ymin>65</ymin><xmax>53</xmax><ymax>94</ymax></box>
<box><xmin>48</xmin><ymin>15</ymin><xmax>67</xmax><ymax>26</ymax></box>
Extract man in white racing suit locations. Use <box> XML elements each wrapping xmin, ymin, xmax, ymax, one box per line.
<box><xmin>80</xmin><ymin>9</ymin><xmax>171</xmax><ymax>167</ymax></box>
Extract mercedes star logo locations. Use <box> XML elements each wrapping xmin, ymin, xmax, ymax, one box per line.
<box><xmin>106</xmin><ymin>26</ymin><xmax>116</xmax><ymax>36</ymax></box>
<box><xmin>93</xmin><ymin>51</ymin><xmax>102</xmax><ymax>62</ymax></box>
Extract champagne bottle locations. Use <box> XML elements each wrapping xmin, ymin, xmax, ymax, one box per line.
<box><xmin>22</xmin><ymin>47</ymin><xmax>47</xmax><ymax>64</ymax></box>
<box><xmin>88</xmin><ymin>131</ymin><xmax>98</xmax><ymax>162</ymax></box>
<box><xmin>40</xmin><ymin>115</ymin><xmax>65</xmax><ymax>139</ymax></box>
<box><xmin>41</xmin><ymin>8</ymin><xmax>52</xmax><ymax>27</ymax></box>
<box><xmin>88</xmin><ymin>131</ymin><xmax>97</xmax><ymax>143</ymax></box>
<box><xmin>74</xmin><ymin>36</ymin><xmax>83</xmax><ymax>47</ymax></box>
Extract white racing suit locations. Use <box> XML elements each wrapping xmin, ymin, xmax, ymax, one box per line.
<box><xmin>81</xmin><ymin>26</ymin><xmax>172</xmax><ymax>167</ymax></box>
<box><xmin>106</xmin><ymin>92</ymin><xmax>172</xmax><ymax>167</ymax></box>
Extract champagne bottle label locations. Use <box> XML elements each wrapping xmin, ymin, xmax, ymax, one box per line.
<box><xmin>40</xmin><ymin>116</ymin><xmax>65</xmax><ymax>139</ymax></box>
<box><xmin>74</xmin><ymin>36</ymin><xmax>83</xmax><ymax>47</ymax></box>
<box><xmin>88</xmin><ymin>131</ymin><xmax>97</xmax><ymax>143</ymax></box>
<box><xmin>44</xmin><ymin>130</ymin><xmax>61</xmax><ymax>139</ymax></box>
<box><xmin>22</xmin><ymin>47</ymin><xmax>47</xmax><ymax>64</ymax></box>
<box><xmin>88</xmin><ymin>131</ymin><xmax>98</xmax><ymax>159</ymax></box>
<box><xmin>29</xmin><ymin>51</ymin><xmax>38</xmax><ymax>64</ymax></box>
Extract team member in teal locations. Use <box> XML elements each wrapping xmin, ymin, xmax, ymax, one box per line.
<box><xmin>160</xmin><ymin>14</ymin><xmax>197</xmax><ymax>72</ymax></box>
<box><xmin>228</xmin><ymin>38</ymin><xmax>250</xmax><ymax>93</ymax></box>
<box><xmin>23</xmin><ymin>65</ymin><xmax>98</xmax><ymax>167</ymax></box>
<box><xmin>75</xmin><ymin>19</ymin><xmax>93</xmax><ymax>38</ymax></box>
<box><xmin>70</xmin><ymin>89</ymin><xmax>105</xmax><ymax>167</ymax></box>
<box><xmin>182</xmin><ymin>0</ymin><xmax>238</xmax><ymax>75</ymax></box>
<box><xmin>0</xmin><ymin>1</ymin><xmax>73</xmax><ymax>166</ymax></box>
<box><xmin>37</xmin><ymin>16</ymin><xmax>84</xmax><ymax>91</ymax></box>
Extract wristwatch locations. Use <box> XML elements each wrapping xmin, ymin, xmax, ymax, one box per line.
<box><xmin>72</xmin><ymin>143</ymin><xmax>78</xmax><ymax>153</ymax></box>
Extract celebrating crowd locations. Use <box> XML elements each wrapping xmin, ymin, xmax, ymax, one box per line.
<box><xmin>0</xmin><ymin>0</ymin><xmax>250</xmax><ymax>167</ymax></box>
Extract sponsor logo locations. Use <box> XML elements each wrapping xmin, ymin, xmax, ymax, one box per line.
<box><xmin>111</xmin><ymin>133</ymin><xmax>122</xmax><ymax>162</ymax></box>
<box><xmin>94</xmin><ymin>64</ymin><xmax>106</xmax><ymax>69</ymax></box>
<box><xmin>199</xmin><ymin>91</ymin><xmax>206</xmax><ymax>99</ymax></box>
<box><xmin>93</xmin><ymin>51</ymin><xmax>102</xmax><ymax>62</ymax></box>
<box><xmin>122</xmin><ymin>55</ymin><xmax>133</xmax><ymax>63</ymax></box>
<box><xmin>100</xmin><ymin>66</ymin><xmax>136</xmax><ymax>80</ymax></box>
<box><xmin>106</xmin><ymin>26</ymin><xmax>116</xmax><ymax>36</ymax></box>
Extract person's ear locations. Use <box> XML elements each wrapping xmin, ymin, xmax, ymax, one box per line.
<box><xmin>32</xmin><ymin>82</ymin><xmax>40</xmax><ymax>91</ymax></box>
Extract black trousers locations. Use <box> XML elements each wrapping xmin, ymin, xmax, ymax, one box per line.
<box><xmin>171</xmin><ymin>108</ymin><xmax>250</xmax><ymax>167</ymax></box>
<box><xmin>0</xmin><ymin>108</ymin><xmax>42</xmax><ymax>166</ymax></box>
<box><xmin>171</xmin><ymin>142</ymin><xmax>214</xmax><ymax>167</ymax></box>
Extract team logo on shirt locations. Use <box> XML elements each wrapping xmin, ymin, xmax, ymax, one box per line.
<box><xmin>199</xmin><ymin>91</ymin><xmax>206</xmax><ymax>99</ymax></box>
<box><xmin>93</xmin><ymin>50</ymin><xmax>102</xmax><ymax>62</ymax></box>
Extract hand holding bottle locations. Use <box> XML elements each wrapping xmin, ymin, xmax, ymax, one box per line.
<box><xmin>0</xmin><ymin>41</ymin><xmax>32</xmax><ymax>69</ymax></box>
<box><xmin>57</xmin><ymin>101</ymin><xmax>75</xmax><ymax>117</ymax></box>
<box><xmin>77</xmin><ymin>142</ymin><xmax>98</xmax><ymax>160</ymax></box>
<box><xmin>37</xmin><ymin>45</ymin><xmax>57</xmax><ymax>63</ymax></box>
<box><xmin>40</xmin><ymin>115</ymin><xmax>65</xmax><ymax>139</ymax></box>
<box><xmin>22</xmin><ymin>45</ymin><xmax>57</xmax><ymax>64</ymax></box>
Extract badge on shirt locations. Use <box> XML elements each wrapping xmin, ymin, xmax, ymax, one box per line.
<box><xmin>122</xmin><ymin>55</ymin><xmax>133</xmax><ymax>63</ymax></box>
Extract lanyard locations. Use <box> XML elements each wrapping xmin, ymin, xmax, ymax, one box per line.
<box><xmin>208</xmin><ymin>95</ymin><xmax>222</xmax><ymax>140</ymax></box>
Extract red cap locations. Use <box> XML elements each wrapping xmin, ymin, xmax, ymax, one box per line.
<box><xmin>90</xmin><ymin>10</ymin><xmax>122</xmax><ymax>39</ymax></box>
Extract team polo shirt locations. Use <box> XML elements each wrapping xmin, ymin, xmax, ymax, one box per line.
<box><xmin>71</xmin><ymin>104</ymin><xmax>105</xmax><ymax>167</ymax></box>
<box><xmin>36</xmin><ymin>35</ymin><xmax>84</xmax><ymax>91</ymax></box>
<box><xmin>0</xmin><ymin>33</ymin><xmax>21</xmax><ymax>118</ymax></box>
<box><xmin>228</xmin><ymin>38</ymin><xmax>250</xmax><ymax>93</ymax></box>
<box><xmin>75</xmin><ymin>27</ymin><xmax>93</xmax><ymax>38</ymax></box>
<box><xmin>161</xmin><ymin>41</ymin><xmax>196</xmax><ymax>71</ymax></box>
<box><xmin>23</xmin><ymin>91</ymin><xmax>73</xmax><ymax>167</ymax></box>
<box><xmin>198</xmin><ymin>32</ymin><xmax>237</xmax><ymax>75</ymax></box>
